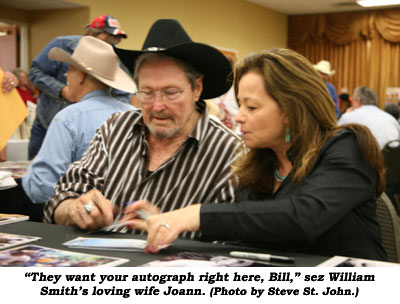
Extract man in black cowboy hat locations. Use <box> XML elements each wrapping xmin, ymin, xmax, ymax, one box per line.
<box><xmin>43</xmin><ymin>19</ymin><xmax>242</xmax><ymax>238</ymax></box>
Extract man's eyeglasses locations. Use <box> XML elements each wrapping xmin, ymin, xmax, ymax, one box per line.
<box><xmin>134</xmin><ymin>81</ymin><xmax>191</xmax><ymax>103</ymax></box>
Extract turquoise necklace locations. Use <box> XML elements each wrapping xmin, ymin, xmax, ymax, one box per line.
<box><xmin>274</xmin><ymin>168</ymin><xmax>287</xmax><ymax>182</ymax></box>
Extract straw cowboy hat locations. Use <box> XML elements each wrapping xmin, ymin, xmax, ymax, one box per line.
<box><xmin>313</xmin><ymin>60</ymin><xmax>335</xmax><ymax>76</ymax></box>
<box><xmin>114</xmin><ymin>19</ymin><xmax>232</xmax><ymax>99</ymax></box>
<box><xmin>48</xmin><ymin>36</ymin><xmax>135</xmax><ymax>93</ymax></box>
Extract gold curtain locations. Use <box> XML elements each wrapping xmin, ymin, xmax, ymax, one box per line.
<box><xmin>288</xmin><ymin>9</ymin><xmax>400</xmax><ymax>108</ymax></box>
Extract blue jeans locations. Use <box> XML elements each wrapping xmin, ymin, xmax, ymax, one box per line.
<box><xmin>28</xmin><ymin>119</ymin><xmax>47</xmax><ymax>160</ymax></box>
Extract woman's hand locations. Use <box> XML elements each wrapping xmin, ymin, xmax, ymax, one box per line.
<box><xmin>120</xmin><ymin>199</ymin><xmax>160</xmax><ymax>224</ymax></box>
<box><xmin>54</xmin><ymin>189</ymin><xmax>115</xmax><ymax>230</ymax></box>
<box><xmin>2</xmin><ymin>71</ymin><xmax>18</xmax><ymax>93</ymax></box>
<box><xmin>142</xmin><ymin>204</ymin><xmax>202</xmax><ymax>253</ymax></box>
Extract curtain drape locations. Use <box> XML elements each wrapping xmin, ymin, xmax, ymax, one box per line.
<box><xmin>288</xmin><ymin>9</ymin><xmax>400</xmax><ymax>108</ymax></box>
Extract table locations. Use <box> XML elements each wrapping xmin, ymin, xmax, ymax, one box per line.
<box><xmin>0</xmin><ymin>221</ymin><xmax>328</xmax><ymax>266</ymax></box>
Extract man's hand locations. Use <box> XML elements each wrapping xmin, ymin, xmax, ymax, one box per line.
<box><xmin>54</xmin><ymin>189</ymin><xmax>115</xmax><ymax>230</ymax></box>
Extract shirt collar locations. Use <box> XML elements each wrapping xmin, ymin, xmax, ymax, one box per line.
<box><xmin>80</xmin><ymin>89</ymin><xmax>111</xmax><ymax>102</ymax></box>
<box><xmin>187</xmin><ymin>100</ymin><xmax>208</xmax><ymax>146</ymax></box>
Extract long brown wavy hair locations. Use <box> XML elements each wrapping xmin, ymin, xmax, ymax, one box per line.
<box><xmin>233</xmin><ymin>49</ymin><xmax>385</xmax><ymax>198</ymax></box>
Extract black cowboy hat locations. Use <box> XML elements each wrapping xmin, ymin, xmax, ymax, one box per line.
<box><xmin>114</xmin><ymin>19</ymin><xmax>232</xmax><ymax>99</ymax></box>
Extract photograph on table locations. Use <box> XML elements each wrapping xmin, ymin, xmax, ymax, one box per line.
<box><xmin>0</xmin><ymin>232</ymin><xmax>40</xmax><ymax>250</ymax></box>
<box><xmin>0</xmin><ymin>244</ymin><xmax>129</xmax><ymax>267</ymax></box>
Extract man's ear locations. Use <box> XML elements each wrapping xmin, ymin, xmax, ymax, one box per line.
<box><xmin>79</xmin><ymin>71</ymin><xmax>87</xmax><ymax>85</ymax></box>
<box><xmin>354</xmin><ymin>96</ymin><xmax>362</xmax><ymax>108</ymax></box>
<box><xmin>193</xmin><ymin>77</ymin><xmax>203</xmax><ymax>102</ymax></box>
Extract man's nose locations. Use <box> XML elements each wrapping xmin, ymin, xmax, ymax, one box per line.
<box><xmin>152</xmin><ymin>92</ymin><xmax>166</xmax><ymax>110</ymax></box>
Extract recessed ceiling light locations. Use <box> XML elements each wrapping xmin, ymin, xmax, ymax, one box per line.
<box><xmin>357</xmin><ymin>0</ymin><xmax>400</xmax><ymax>7</ymax></box>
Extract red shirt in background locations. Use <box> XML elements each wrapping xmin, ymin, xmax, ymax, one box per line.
<box><xmin>16</xmin><ymin>86</ymin><xmax>38</xmax><ymax>105</ymax></box>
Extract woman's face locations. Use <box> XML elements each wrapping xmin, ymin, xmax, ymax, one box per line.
<box><xmin>235</xmin><ymin>72</ymin><xmax>288</xmax><ymax>150</ymax></box>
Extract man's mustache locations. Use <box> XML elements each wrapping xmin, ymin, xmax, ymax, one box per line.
<box><xmin>150</xmin><ymin>112</ymin><xmax>174</xmax><ymax>120</ymax></box>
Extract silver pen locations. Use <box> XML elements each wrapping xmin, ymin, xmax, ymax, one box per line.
<box><xmin>93</xmin><ymin>207</ymin><xmax>151</xmax><ymax>233</ymax></box>
<box><xmin>230</xmin><ymin>251</ymin><xmax>295</xmax><ymax>263</ymax></box>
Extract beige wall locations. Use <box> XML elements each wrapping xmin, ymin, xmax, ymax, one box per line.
<box><xmin>0</xmin><ymin>5</ymin><xmax>29</xmax><ymax>23</ymax></box>
<box><xmin>1</xmin><ymin>0</ymin><xmax>287</xmax><ymax>65</ymax></box>
<box><xmin>70</xmin><ymin>0</ymin><xmax>288</xmax><ymax>60</ymax></box>
<box><xmin>29</xmin><ymin>7</ymin><xmax>89</xmax><ymax>61</ymax></box>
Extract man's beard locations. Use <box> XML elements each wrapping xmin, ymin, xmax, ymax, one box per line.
<box><xmin>148</xmin><ymin>112</ymin><xmax>181</xmax><ymax>138</ymax></box>
<box><xmin>148</xmin><ymin>125</ymin><xmax>181</xmax><ymax>138</ymax></box>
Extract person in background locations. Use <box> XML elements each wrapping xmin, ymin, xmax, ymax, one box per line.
<box><xmin>338</xmin><ymin>92</ymin><xmax>352</xmax><ymax>115</ymax></box>
<box><xmin>338</xmin><ymin>86</ymin><xmax>400</xmax><ymax>149</ymax></box>
<box><xmin>43</xmin><ymin>19</ymin><xmax>242</xmax><ymax>236</ymax></box>
<box><xmin>13</xmin><ymin>68</ymin><xmax>38</xmax><ymax>105</ymax></box>
<box><xmin>313</xmin><ymin>60</ymin><xmax>340</xmax><ymax>118</ymax></box>
<box><xmin>211</xmin><ymin>54</ymin><xmax>240</xmax><ymax>133</ymax></box>
<box><xmin>384</xmin><ymin>103</ymin><xmax>400</xmax><ymax>122</ymax></box>
<box><xmin>22</xmin><ymin>35</ymin><xmax>136</xmax><ymax>204</ymax></box>
<box><xmin>128</xmin><ymin>49</ymin><xmax>387</xmax><ymax>261</ymax></box>
<box><xmin>0</xmin><ymin>36</ymin><xmax>136</xmax><ymax>220</ymax></box>
<box><xmin>28</xmin><ymin>14</ymin><xmax>130</xmax><ymax>160</ymax></box>
<box><xmin>0</xmin><ymin>70</ymin><xmax>19</xmax><ymax>161</ymax></box>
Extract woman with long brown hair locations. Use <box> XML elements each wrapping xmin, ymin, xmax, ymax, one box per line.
<box><xmin>126</xmin><ymin>48</ymin><xmax>386</xmax><ymax>260</ymax></box>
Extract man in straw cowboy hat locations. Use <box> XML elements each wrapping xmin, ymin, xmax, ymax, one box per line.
<box><xmin>0</xmin><ymin>36</ymin><xmax>135</xmax><ymax>220</ymax></box>
<box><xmin>313</xmin><ymin>60</ymin><xmax>340</xmax><ymax>118</ymax></box>
<box><xmin>28</xmin><ymin>14</ymin><xmax>130</xmax><ymax>160</ymax></box>
<box><xmin>43</xmin><ymin>19</ymin><xmax>242</xmax><ymax>238</ymax></box>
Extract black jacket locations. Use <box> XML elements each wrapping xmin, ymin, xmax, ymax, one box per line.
<box><xmin>200</xmin><ymin>130</ymin><xmax>387</xmax><ymax>260</ymax></box>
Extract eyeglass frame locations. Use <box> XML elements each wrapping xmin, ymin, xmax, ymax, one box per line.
<box><xmin>134</xmin><ymin>80</ymin><xmax>191</xmax><ymax>103</ymax></box>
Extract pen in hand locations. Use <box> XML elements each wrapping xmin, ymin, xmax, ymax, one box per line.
<box><xmin>93</xmin><ymin>202</ymin><xmax>151</xmax><ymax>232</ymax></box>
<box><xmin>124</xmin><ymin>201</ymin><xmax>152</xmax><ymax>220</ymax></box>
<box><xmin>230</xmin><ymin>251</ymin><xmax>295</xmax><ymax>264</ymax></box>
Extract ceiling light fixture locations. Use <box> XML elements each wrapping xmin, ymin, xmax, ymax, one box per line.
<box><xmin>357</xmin><ymin>0</ymin><xmax>400</xmax><ymax>7</ymax></box>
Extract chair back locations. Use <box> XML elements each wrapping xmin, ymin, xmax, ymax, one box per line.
<box><xmin>382</xmin><ymin>140</ymin><xmax>400</xmax><ymax>214</ymax></box>
<box><xmin>376</xmin><ymin>192</ymin><xmax>400</xmax><ymax>263</ymax></box>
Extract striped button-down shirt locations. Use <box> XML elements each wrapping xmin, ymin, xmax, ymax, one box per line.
<box><xmin>44</xmin><ymin>104</ymin><xmax>242</xmax><ymax>238</ymax></box>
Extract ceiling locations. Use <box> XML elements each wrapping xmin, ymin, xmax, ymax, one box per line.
<box><xmin>0</xmin><ymin>0</ymin><xmax>399</xmax><ymax>15</ymax></box>
<box><xmin>0</xmin><ymin>0</ymin><xmax>82</xmax><ymax>10</ymax></box>
<box><xmin>248</xmin><ymin>0</ymin><xmax>400</xmax><ymax>15</ymax></box>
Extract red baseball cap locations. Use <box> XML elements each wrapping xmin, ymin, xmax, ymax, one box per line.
<box><xmin>89</xmin><ymin>14</ymin><xmax>127</xmax><ymax>38</ymax></box>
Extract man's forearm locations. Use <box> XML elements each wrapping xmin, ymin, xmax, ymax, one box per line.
<box><xmin>29</xmin><ymin>64</ymin><xmax>65</xmax><ymax>100</ymax></box>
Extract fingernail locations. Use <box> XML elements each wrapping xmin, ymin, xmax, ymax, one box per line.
<box><xmin>146</xmin><ymin>246</ymin><xmax>159</xmax><ymax>254</ymax></box>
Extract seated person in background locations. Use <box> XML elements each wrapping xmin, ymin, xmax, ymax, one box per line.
<box><xmin>338</xmin><ymin>86</ymin><xmax>400</xmax><ymax>149</ymax></box>
<box><xmin>211</xmin><ymin>55</ymin><xmax>239</xmax><ymax>133</ymax></box>
<box><xmin>28</xmin><ymin>14</ymin><xmax>130</xmax><ymax>160</ymax></box>
<box><xmin>13</xmin><ymin>68</ymin><xmax>38</xmax><ymax>105</ymax></box>
<box><xmin>338</xmin><ymin>92</ymin><xmax>352</xmax><ymax>115</ymax></box>
<box><xmin>384</xmin><ymin>103</ymin><xmax>400</xmax><ymax>122</ymax></box>
<box><xmin>0</xmin><ymin>36</ymin><xmax>135</xmax><ymax>220</ymax></box>
<box><xmin>22</xmin><ymin>36</ymin><xmax>135</xmax><ymax>204</ymax></box>
<box><xmin>128</xmin><ymin>48</ymin><xmax>387</xmax><ymax>261</ymax></box>
<box><xmin>43</xmin><ymin>19</ymin><xmax>242</xmax><ymax>236</ymax></box>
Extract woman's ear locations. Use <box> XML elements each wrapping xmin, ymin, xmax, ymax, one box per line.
<box><xmin>283</xmin><ymin>112</ymin><xmax>289</xmax><ymax>125</ymax></box>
